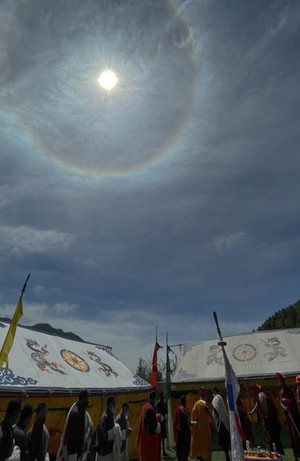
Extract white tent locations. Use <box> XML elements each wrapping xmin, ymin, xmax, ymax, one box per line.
<box><xmin>0</xmin><ymin>321</ymin><xmax>149</xmax><ymax>393</ymax></box>
<box><xmin>172</xmin><ymin>328</ymin><xmax>300</xmax><ymax>383</ymax></box>
<box><xmin>0</xmin><ymin>322</ymin><xmax>151</xmax><ymax>459</ymax></box>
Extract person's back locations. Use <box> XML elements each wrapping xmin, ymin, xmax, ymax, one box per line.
<box><xmin>137</xmin><ymin>391</ymin><xmax>161</xmax><ymax>461</ymax></box>
<box><xmin>27</xmin><ymin>403</ymin><xmax>48</xmax><ymax>461</ymax></box>
<box><xmin>14</xmin><ymin>405</ymin><xmax>33</xmax><ymax>461</ymax></box>
<box><xmin>115</xmin><ymin>402</ymin><xmax>131</xmax><ymax>457</ymax></box>
<box><xmin>212</xmin><ymin>390</ymin><xmax>230</xmax><ymax>461</ymax></box>
<box><xmin>57</xmin><ymin>390</ymin><xmax>89</xmax><ymax>461</ymax></box>
<box><xmin>97</xmin><ymin>396</ymin><xmax>116</xmax><ymax>458</ymax></box>
<box><xmin>156</xmin><ymin>394</ymin><xmax>167</xmax><ymax>457</ymax></box>
<box><xmin>190</xmin><ymin>396</ymin><xmax>212</xmax><ymax>461</ymax></box>
<box><xmin>173</xmin><ymin>396</ymin><xmax>190</xmax><ymax>461</ymax></box>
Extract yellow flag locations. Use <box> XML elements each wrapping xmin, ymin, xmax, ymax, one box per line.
<box><xmin>0</xmin><ymin>297</ymin><xmax>23</xmax><ymax>369</ymax></box>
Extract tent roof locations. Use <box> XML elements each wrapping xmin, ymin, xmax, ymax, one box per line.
<box><xmin>172</xmin><ymin>328</ymin><xmax>300</xmax><ymax>383</ymax></box>
<box><xmin>0</xmin><ymin>322</ymin><xmax>150</xmax><ymax>394</ymax></box>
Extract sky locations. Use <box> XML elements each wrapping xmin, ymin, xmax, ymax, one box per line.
<box><xmin>0</xmin><ymin>0</ymin><xmax>300</xmax><ymax>373</ymax></box>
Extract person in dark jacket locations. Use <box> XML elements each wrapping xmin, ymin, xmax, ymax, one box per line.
<box><xmin>97</xmin><ymin>396</ymin><xmax>116</xmax><ymax>458</ymax></box>
<box><xmin>0</xmin><ymin>399</ymin><xmax>21</xmax><ymax>460</ymax></box>
<box><xmin>57</xmin><ymin>390</ymin><xmax>92</xmax><ymax>461</ymax></box>
<box><xmin>27</xmin><ymin>403</ymin><xmax>49</xmax><ymax>461</ymax></box>
<box><xmin>249</xmin><ymin>384</ymin><xmax>284</xmax><ymax>455</ymax></box>
<box><xmin>156</xmin><ymin>393</ymin><xmax>168</xmax><ymax>457</ymax></box>
<box><xmin>115</xmin><ymin>402</ymin><xmax>132</xmax><ymax>461</ymax></box>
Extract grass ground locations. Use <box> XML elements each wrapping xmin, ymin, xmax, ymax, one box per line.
<box><xmin>162</xmin><ymin>447</ymin><xmax>295</xmax><ymax>461</ymax></box>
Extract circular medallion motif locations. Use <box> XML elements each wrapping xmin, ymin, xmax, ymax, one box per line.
<box><xmin>233</xmin><ymin>344</ymin><xmax>257</xmax><ymax>362</ymax></box>
<box><xmin>60</xmin><ymin>349</ymin><xmax>90</xmax><ymax>372</ymax></box>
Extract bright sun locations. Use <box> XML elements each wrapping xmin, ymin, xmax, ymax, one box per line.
<box><xmin>98</xmin><ymin>70</ymin><xmax>118</xmax><ymax>91</ymax></box>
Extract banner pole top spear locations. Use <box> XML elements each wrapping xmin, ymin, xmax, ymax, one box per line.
<box><xmin>213</xmin><ymin>311</ymin><xmax>227</xmax><ymax>348</ymax></box>
<box><xmin>20</xmin><ymin>273</ymin><xmax>30</xmax><ymax>298</ymax></box>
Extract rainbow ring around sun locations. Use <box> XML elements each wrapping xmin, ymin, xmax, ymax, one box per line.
<box><xmin>11</xmin><ymin>0</ymin><xmax>197</xmax><ymax>178</ymax></box>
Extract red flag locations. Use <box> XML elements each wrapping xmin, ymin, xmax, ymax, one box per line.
<box><xmin>151</xmin><ymin>341</ymin><xmax>163</xmax><ymax>390</ymax></box>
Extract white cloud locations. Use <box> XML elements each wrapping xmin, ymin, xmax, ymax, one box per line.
<box><xmin>0</xmin><ymin>225</ymin><xmax>74</xmax><ymax>256</ymax></box>
<box><xmin>0</xmin><ymin>302</ymin><xmax>260</xmax><ymax>373</ymax></box>
<box><xmin>214</xmin><ymin>232</ymin><xmax>246</xmax><ymax>251</ymax></box>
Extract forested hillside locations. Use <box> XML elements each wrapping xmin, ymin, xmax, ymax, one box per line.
<box><xmin>258</xmin><ymin>299</ymin><xmax>300</xmax><ymax>330</ymax></box>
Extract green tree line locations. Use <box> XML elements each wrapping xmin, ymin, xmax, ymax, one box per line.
<box><xmin>258</xmin><ymin>298</ymin><xmax>300</xmax><ymax>330</ymax></box>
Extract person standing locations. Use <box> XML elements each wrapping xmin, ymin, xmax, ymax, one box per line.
<box><xmin>57</xmin><ymin>390</ymin><xmax>93</xmax><ymax>461</ymax></box>
<box><xmin>0</xmin><ymin>399</ymin><xmax>22</xmax><ymax>461</ymax></box>
<box><xmin>248</xmin><ymin>384</ymin><xmax>284</xmax><ymax>455</ymax></box>
<box><xmin>115</xmin><ymin>402</ymin><xmax>132</xmax><ymax>461</ymax></box>
<box><xmin>97</xmin><ymin>396</ymin><xmax>122</xmax><ymax>461</ymax></box>
<box><xmin>27</xmin><ymin>403</ymin><xmax>49</xmax><ymax>461</ymax></box>
<box><xmin>296</xmin><ymin>375</ymin><xmax>300</xmax><ymax>404</ymax></box>
<box><xmin>211</xmin><ymin>389</ymin><xmax>230</xmax><ymax>461</ymax></box>
<box><xmin>13</xmin><ymin>405</ymin><xmax>33</xmax><ymax>461</ymax></box>
<box><xmin>156</xmin><ymin>393</ymin><xmax>168</xmax><ymax>457</ymax></box>
<box><xmin>137</xmin><ymin>391</ymin><xmax>161</xmax><ymax>461</ymax></box>
<box><xmin>173</xmin><ymin>395</ymin><xmax>191</xmax><ymax>461</ymax></box>
<box><xmin>190</xmin><ymin>391</ymin><xmax>212</xmax><ymax>461</ymax></box>
<box><xmin>277</xmin><ymin>373</ymin><xmax>300</xmax><ymax>461</ymax></box>
<box><xmin>236</xmin><ymin>383</ymin><xmax>252</xmax><ymax>448</ymax></box>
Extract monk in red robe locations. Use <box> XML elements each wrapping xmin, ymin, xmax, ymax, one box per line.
<box><xmin>173</xmin><ymin>395</ymin><xmax>191</xmax><ymax>461</ymax></box>
<box><xmin>277</xmin><ymin>373</ymin><xmax>300</xmax><ymax>461</ymax></box>
<box><xmin>137</xmin><ymin>391</ymin><xmax>161</xmax><ymax>461</ymax></box>
<box><xmin>248</xmin><ymin>384</ymin><xmax>284</xmax><ymax>455</ymax></box>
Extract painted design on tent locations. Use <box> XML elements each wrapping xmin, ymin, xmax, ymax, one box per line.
<box><xmin>182</xmin><ymin>342</ymin><xmax>199</xmax><ymax>357</ymax></box>
<box><xmin>173</xmin><ymin>368</ymin><xmax>197</xmax><ymax>380</ymax></box>
<box><xmin>132</xmin><ymin>374</ymin><xmax>149</xmax><ymax>386</ymax></box>
<box><xmin>95</xmin><ymin>344</ymin><xmax>115</xmax><ymax>357</ymax></box>
<box><xmin>25</xmin><ymin>339</ymin><xmax>67</xmax><ymax>375</ymax></box>
<box><xmin>261</xmin><ymin>336</ymin><xmax>287</xmax><ymax>362</ymax></box>
<box><xmin>60</xmin><ymin>349</ymin><xmax>90</xmax><ymax>372</ymax></box>
<box><xmin>233</xmin><ymin>344</ymin><xmax>257</xmax><ymax>362</ymax></box>
<box><xmin>0</xmin><ymin>368</ymin><xmax>38</xmax><ymax>386</ymax></box>
<box><xmin>207</xmin><ymin>345</ymin><xmax>224</xmax><ymax>366</ymax></box>
<box><xmin>86</xmin><ymin>351</ymin><xmax>118</xmax><ymax>378</ymax></box>
<box><xmin>0</xmin><ymin>323</ymin><xmax>7</xmax><ymax>328</ymax></box>
<box><xmin>288</xmin><ymin>329</ymin><xmax>300</xmax><ymax>334</ymax></box>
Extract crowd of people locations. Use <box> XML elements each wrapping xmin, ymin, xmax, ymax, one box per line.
<box><xmin>171</xmin><ymin>373</ymin><xmax>300</xmax><ymax>461</ymax></box>
<box><xmin>0</xmin><ymin>373</ymin><xmax>300</xmax><ymax>461</ymax></box>
<box><xmin>0</xmin><ymin>391</ymin><xmax>132</xmax><ymax>461</ymax></box>
<box><xmin>0</xmin><ymin>400</ymin><xmax>49</xmax><ymax>461</ymax></box>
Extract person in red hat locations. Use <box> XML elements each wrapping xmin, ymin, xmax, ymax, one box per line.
<box><xmin>248</xmin><ymin>383</ymin><xmax>284</xmax><ymax>454</ymax></box>
<box><xmin>276</xmin><ymin>373</ymin><xmax>300</xmax><ymax>461</ymax></box>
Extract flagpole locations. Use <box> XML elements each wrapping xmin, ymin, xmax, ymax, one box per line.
<box><xmin>165</xmin><ymin>331</ymin><xmax>168</xmax><ymax>398</ymax></box>
<box><xmin>165</xmin><ymin>331</ymin><xmax>175</xmax><ymax>449</ymax></box>
<box><xmin>21</xmin><ymin>273</ymin><xmax>31</xmax><ymax>298</ymax></box>
<box><xmin>213</xmin><ymin>311</ymin><xmax>227</xmax><ymax>347</ymax></box>
<box><xmin>213</xmin><ymin>311</ymin><xmax>245</xmax><ymax>461</ymax></box>
<box><xmin>0</xmin><ymin>274</ymin><xmax>31</xmax><ymax>369</ymax></box>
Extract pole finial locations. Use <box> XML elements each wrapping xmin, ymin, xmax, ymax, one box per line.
<box><xmin>213</xmin><ymin>311</ymin><xmax>227</xmax><ymax>347</ymax></box>
<box><xmin>20</xmin><ymin>274</ymin><xmax>30</xmax><ymax>297</ymax></box>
